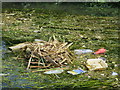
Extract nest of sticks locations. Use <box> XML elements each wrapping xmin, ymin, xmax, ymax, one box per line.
<box><xmin>14</xmin><ymin>36</ymin><xmax>74</xmax><ymax>70</ymax></box>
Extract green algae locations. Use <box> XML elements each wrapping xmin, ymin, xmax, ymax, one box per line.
<box><xmin>2</xmin><ymin>6</ymin><xmax>119</xmax><ymax>89</ymax></box>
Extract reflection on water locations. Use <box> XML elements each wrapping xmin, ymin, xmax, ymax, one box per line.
<box><xmin>2</xmin><ymin>41</ymin><xmax>38</xmax><ymax>88</ymax></box>
<box><xmin>2</xmin><ymin>41</ymin><xmax>7</xmax><ymax>57</ymax></box>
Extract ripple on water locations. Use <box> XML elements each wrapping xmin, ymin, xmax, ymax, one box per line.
<box><xmin>2</xmin><ymin>41</ymin><xmax>7</xmax><ymax>57</ymax></box>
<box><xmin>2</xmin><ymin>83</ymin><xmax>8</xmax><ymax>87</ymax></box>
<box><xmin>3</xmin><ymin>74</ymin><xmax>39</xmax><ymax>88</ymax></box>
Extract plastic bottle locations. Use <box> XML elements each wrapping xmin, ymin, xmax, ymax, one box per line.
<box><xmin>74</xmin><ymin>49</ymin><xmax>93</xmax><ymax>55</ymax></box>
<box><xmin>94</xmin><ymin>48</ymin><xmax>106</xmax><ymax>54</ymax></box>
<box><xmin>44</xmin><ymin>70</ymin><xmax>64</xmax><ymax>74</ymax></box>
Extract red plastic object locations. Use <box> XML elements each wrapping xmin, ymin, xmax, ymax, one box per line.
<box><xmin>94</xmin><ymin>48</ymin><xmax>106</xmax><ymax>54</ymax></box>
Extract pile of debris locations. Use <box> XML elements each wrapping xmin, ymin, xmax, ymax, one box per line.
<box><xmin>8</xmin><ymin>36</ymin><xmax>111</xmax><ymax>75</ymax></box>
<box><xmin>9</xmin><ymin>36</ymin><xmax>73</xmax><ymax>70</ymax></box>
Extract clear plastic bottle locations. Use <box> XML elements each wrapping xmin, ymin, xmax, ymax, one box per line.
<box><xmin>74</xmin><ymin>49</ymin><xmax>93</xmax><ymax>55</ymax></box>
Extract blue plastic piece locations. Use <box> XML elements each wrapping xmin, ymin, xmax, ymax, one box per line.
<box><xmin>73</xmin><ymin>69</ymin><xmax>86</xmax><ymax>74</ymax></box>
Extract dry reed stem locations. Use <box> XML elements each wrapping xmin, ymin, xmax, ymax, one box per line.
<box><xmin>24</xmin><ymin>36</ymin><xmax>73</xmax><ymax>69</ymax></box>
<box><xmin>26</xmin><ymin>46</ymin><xmax>39</xmax><ymax>70</ymax></box>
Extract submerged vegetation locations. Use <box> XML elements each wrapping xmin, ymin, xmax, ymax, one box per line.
<box><xmin>2</xmin><ymin>2</ymin><xmax>119</xmax><ymax>89</ymax></box>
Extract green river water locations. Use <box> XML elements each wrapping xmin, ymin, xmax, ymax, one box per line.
<box><xmin>1</xmin><ymin>3</ymin><xmax>120</xmax><ymax>89</ymax></box>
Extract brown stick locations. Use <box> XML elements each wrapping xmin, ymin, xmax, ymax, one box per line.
<box><xmin>30</xmin><ymin>64</ymin><xmax>50</xmax><ymax>68</ymax></box>
<box><xmin>44</xmin><ymin>56</ymin><xmax>60</xmax><ymax>66</ymax></box>
<box><xmin>26</xmin><ymin>56</ymin><xmax>32</xmax><ymax>70</ymax></box>
<box><xmin>26</xmin><ymin>46</ymin><xmax>39</xmax><ymax>70</ymax></box>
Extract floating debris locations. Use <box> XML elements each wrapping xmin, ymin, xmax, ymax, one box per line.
<box><xmin>101</xmin><ymin>74</ymin><xmax>105</xmax><ymax>76</ymax></box>
<box><xmin>8</xmin><ymin>42</ymin><xmax>29</xmax><ymax>52</ymax></box>
<box><xmin>86</xmin><ymin>59</ymin><xmax>108</xmax><ymax>71</ymax></box>
<box><xmin>34</xmin><ymin>39</ymin><xmax>45</xmax><ymax>42</ymax></box>
<box><xmin>6</xmin><ymin>13</ymin><xmax>16</xmax><ymax>16</ymax></box>
<box><xmin>33</xmin><ymin>30</ymin><xmax>41</xmax><ymax>33</ymax></box>
<box><xmin>0</xmin><ymin>73</ymin><xmax>9</xmax><ymax>76</ymax></box>
<box><xmin>9</xmin><ymin>35</ymin><xmax>74</xmax><ymax>70</ymax></box>
<box><xmin>67</xmin><ymin>69</ymin><xmax>86</xmax><ymax>75</ymax></box>
<box><xmin>74</xmin><ymin>49</ymin><xmax>93</xmax><ymax>55</ymax></box>
<box><xmin>112</xmin><ymin>72</ymin><xmax>118</xmax><ymax>76</ymax></box>
<box><xmin>31</xmin><ymin>66</ymin><xmax>69</xmax><ymax>72</ymax></box>
<box><xmin>94</xmin><ymin>48</ymin><xmax>106</xmax><ymax>54</ymax></box>
<box><xmin>44</xmin><ymin>69</ymin><xmax>64</xmax><ymax>74</ymax></box>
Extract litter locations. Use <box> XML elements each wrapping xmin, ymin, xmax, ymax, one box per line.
<box><xmin>6</xmin><ymin>13</ymin><xmax>15</xmax><ymax>16</ymax></box>
<box><xmin>86</xmin><ymin>59</ymin><xmax>108</xmax><ymax>71</ymax></box>
<box><xmin>44</xmin><ymin>70</ymin><xmax>64</xmax><ymax>74</ymax></box>
<box><xmin>34</xmin><ymin>39</ymin><xmax>45</xmax><ymax>42</ymax></box>
<box><xmin>112</xmin><ymin>72</ymin><xmax>118</xmax><ymax>76</ymax></box>
<box><xmin>101</xmin><ymin>74</ymin><xmax>105</xmax><ymax>76</ymax></box>
<box><xmin>8</xmin><ymin>42</ymin><xmax>29</xmax><ymax>51</ymax></box>
<box><xmin>94</xmin><ymin>48</ymin><xmax>106</xmax><ymax>54</ymax></box>
<box><xmin>74</xmin><ymin>49</ymin><xmax>93</xmax><ymax>55</ymax></box>
<box><xmin>114</xmin><ymin>64</ymin><xmax>118</xmax><ymax>67</ymax></box>
<box><xmin>67</xmin><ymin>71</ymin><xmax>77</xmax><ymax>75</ymax></box>
<box><xmin>0</xmin><ymin>73</ymin><xmax>9</xmax><ymax>76</ymax></box>
<box><xmin>67</xmin><ymin>69</ymin><xmax>86</xmax><ymax>75</ymax></box>
<box><xmin>32</xmin><ymin>66</ymin><xmax>69</xmax><ymax>72</ymax></box>
<box><xmin>33</xmin><ymin>30</ymin><xmax>41</xmax><ymax>33</ymax></box>
<box><xmin>88</xmin><ymin>75</ymin><xmax>91</xmax><ymax>78</ymax></box>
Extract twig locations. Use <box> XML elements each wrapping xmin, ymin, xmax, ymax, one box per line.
<box><xmin>26</xmin><ymin>46</ymin><xmax>38</xmax><ymax>70</ymax></box>
<box><xmin>26</xmin><ymin>55</ymin><xmax>32</xmax><ymax>70</ymax></box>
<box><xmin>54</xmin><ymin>74</ymin><xmax>60</xmax><ymax>78</ymax></box>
